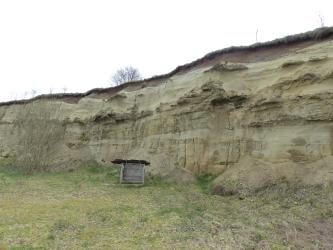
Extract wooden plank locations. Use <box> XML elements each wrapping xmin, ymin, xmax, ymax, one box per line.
<box><xmin>123</xmin><ymin>168</ymin><xmax>142</xmax><ymax>176</ymax></box>
<box><xmin>120</xmin><ymin>163</ymin><xmax>145</xmax><ymax>184</ymax></box>
<box><xmin>120</xmin><ymin>164</ymin><xmax>124</xmax><ymax>184</ymax></box>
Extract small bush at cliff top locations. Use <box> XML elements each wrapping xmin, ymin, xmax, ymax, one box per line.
<box><xmin>111</xmin><ymin>66</ymin><xmax>142</xmax><ymax>86</ymax></box>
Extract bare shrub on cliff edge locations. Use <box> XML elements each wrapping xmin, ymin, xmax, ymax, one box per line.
<box><xmin>13</xmin><ymin>101</ymin><xmax>65</xmax><ymax>173</ymax></box>
<box><xmin>111</xmin><ymin>66</ymin><xmax>142</xmax><ymax>86</ymax></box>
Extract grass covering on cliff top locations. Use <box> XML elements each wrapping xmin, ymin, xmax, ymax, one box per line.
<box><xmin>0</xmin><ymin>164</ymin><xmax>332</xmax><ymax>249</ymax></box>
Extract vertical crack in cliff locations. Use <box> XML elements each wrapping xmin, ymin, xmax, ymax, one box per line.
<box><xmin>330</xmin><ymin>128</ymin><xmax>333</xmax><ymax>155</ymax></box>
<box><xmin>184</xmin><ymin>138</ymin><xmax>187</xmax><ymax>169</ymax></box>
<box><xmin>193</xmin><ymin>138</ymin><xmax>199</xmax><ymax>174</ymax></box>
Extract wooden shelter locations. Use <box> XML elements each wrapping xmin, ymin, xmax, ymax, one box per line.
<box><xmin>111</xmin><ymin>159</ymin><xmax>150</xmax><ymax>184</ymax></box>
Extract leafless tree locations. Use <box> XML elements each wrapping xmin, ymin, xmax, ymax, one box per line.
<box><xmin>318</xmin><ymin>14</ymin><xmax>325</xmax><ymax>27</ymax></box>
<box><xmin>13</xmin><ymin>101</ymin><xmax>65</xmax><ymax>173</ymax></box>
<box><xmin>31</xmin><ymin>89</ymin><xmax>37</xmax><ymax>98</ymax></box>
<box><xmin>22</xmin><ymin>91</ymin><xmax>28</xmax><ymax>99</ymax></box>
<box><xmin>111</xmin><ymin>66</ymin><xmax>142</xmax><ymax>86</ymax></box>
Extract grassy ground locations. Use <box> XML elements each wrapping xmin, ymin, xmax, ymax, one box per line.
<box><xmin>0</xmin><ymin>165</ymin><xmax>332</xmax><ymax>250</ymax></box>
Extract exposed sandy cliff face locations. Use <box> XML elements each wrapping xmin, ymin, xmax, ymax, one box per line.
<box><xmin>0</xmin><ymin>28</ymin><xmax>333</xmax><ymax>191</ymax></box>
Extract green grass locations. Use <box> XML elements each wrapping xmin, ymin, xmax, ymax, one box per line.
<box><xmin>197</xmin><ymin>173</ymin><xmax>217</xmax><ymax>194</ymax></box>
<box><xmin>0</xmin><ymin>164</ymin><xmax>332</xmax><ymax>249</ymax></box>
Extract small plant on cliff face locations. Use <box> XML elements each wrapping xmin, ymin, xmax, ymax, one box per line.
<box><xmin>13</xmin><ymin>101</ymin><xmax>65</xmax><ymax>173</ymax></box>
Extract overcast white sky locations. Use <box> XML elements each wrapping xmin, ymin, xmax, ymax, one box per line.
<box><xmin>0</xmin><ymin>0</ymin><xmax>332</xmax><ymax>101</ymax></box>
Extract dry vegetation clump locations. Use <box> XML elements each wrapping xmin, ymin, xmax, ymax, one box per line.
<box><xmin>12</xmin><ymin>101</ymin><xmax>65</xmax><ymax>173</ymax></box>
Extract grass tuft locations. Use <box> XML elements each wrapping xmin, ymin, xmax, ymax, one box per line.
<box><xmin>197</xmin><ymin>173</ymin><xmax>217</xmax><ymax>193</ymax></box>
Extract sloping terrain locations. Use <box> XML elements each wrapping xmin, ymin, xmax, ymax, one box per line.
<box><xmin>0</xmin><ymin>27</ymin><xmax>333</xmax><ymax>191</ymax></box>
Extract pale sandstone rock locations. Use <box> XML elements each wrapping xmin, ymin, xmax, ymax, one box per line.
<box><xmin>0</xmin><ymin>30</ymin><xmax>332</xmax><ymax>188</ymax></box>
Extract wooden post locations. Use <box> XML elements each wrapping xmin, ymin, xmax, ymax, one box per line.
<box><xmin>120</xmin><ymin>164</ymin><xmax>124</xmax><ymax>184</ymax></box>
<box><xmin>142</xmin><ymin>164</ymin><xmax>145</xmax><ymax>185</ymax></box>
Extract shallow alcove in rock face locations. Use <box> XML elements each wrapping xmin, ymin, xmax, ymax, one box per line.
<box><xmin>0</xmin><ymin>27</ymin><xmax>333</xmax><ymax>189</ymax></box>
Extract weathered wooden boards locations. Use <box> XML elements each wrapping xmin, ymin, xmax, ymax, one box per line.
<box><xmin>111</xmin><ymin>159</ymin><xmax>150</xmax><ymax>184</ymax></box>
